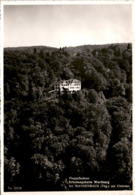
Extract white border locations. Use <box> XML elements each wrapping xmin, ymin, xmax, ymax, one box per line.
<box><xmin>0</xmin><ymin>1</ymin><xmax>4</xmax><ymax>195</ymax></box>
<box><xmin>0</xmin><ymin>0</ymin><xmax>134</xmax><ymax>195</ymax></box>
<box><xmin>0</xmin><ymin>0</ymin><xmax>134</xmax><ymax>5</ymax></box>
<box><xmin>132</xmin><ymin>0</ymin><xmax>135</xmax><ymax>194</ymax></box>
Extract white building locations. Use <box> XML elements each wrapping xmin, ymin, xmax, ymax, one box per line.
<box><xmin>55</xmin><ymin>79</ymin><xmax>81</xmax><ymax>93</ymax></box>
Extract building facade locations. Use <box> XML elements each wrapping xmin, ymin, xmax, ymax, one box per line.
<box><xmin>55</xmin><ymin>79</ymin><xmax>81</xmax><ymax>93</ymax></box>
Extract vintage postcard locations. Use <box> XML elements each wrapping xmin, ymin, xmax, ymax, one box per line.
<box><xmin>0</xmin><ymin>0</ymin><xmax>134</xmax><ymax>194</ymax></box>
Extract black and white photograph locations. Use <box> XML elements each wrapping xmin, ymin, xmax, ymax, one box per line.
<box><xmin>1</xmin><ymin>1</ymin><xmax>133</xmax><ymax>193</ymax></box>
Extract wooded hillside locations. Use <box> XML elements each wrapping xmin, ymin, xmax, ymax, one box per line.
<box><xmin>4</xmin><ymin>43</ymin><xmax>132</xmax><ymax>191</ymax></box>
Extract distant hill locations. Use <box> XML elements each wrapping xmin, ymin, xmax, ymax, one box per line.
<box><xmin>5</xmin><ymin>43</ymin><xmax>130</xmax><ymax>54</ymax></box>
<box><xmin>64</xmin><ymin>43</ymin><xmax>130</xmax><ymax>55</ymax></box>
<box><xmin>4</xmin><ymin>45</ymin><xmax>58</xmax><ymax>54</ymax></box>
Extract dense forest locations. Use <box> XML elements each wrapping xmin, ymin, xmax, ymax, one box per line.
<box><xmin>4</xmin><ymin>43</ymin><xmax>132</xmax><ymax>191</ymax></box>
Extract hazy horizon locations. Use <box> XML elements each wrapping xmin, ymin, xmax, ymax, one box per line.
<box><xmin>4</xmin><ymin>5</ymin><xmax>132</xmax><ymax>48</ymax></box>
<box><xmin>4</xmin><ymin>42</ymin><xmax>131</xmax><ymax>49</ymax></box>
